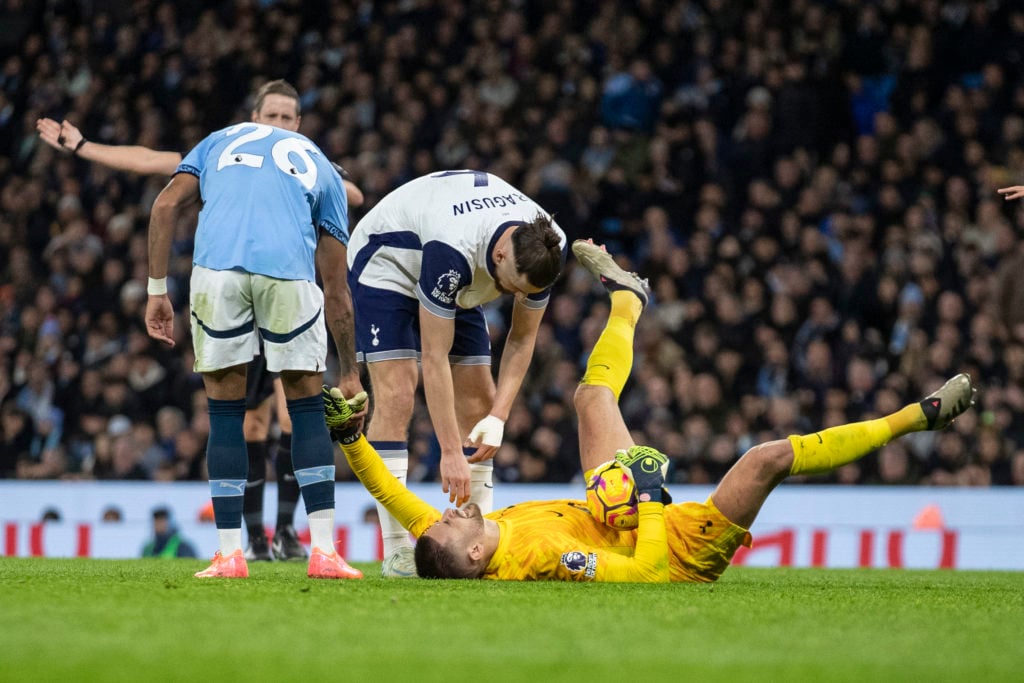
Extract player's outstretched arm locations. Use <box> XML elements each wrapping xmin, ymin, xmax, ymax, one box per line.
<box><xmin>329</xmin><ymin>162</ymin><xmax>365</xmax><ymax>209</ymax></box>
<box><xmin>36</xmin><ymin>118</ymin><xmax>181</xmax><ymax>175</ymax></box>
<box><xmin>997</xmin><ymin>186</ymin><xmax>1024</xmax><ymax>201</ymax></box>
<box><xmin>324</xmin><ymin>387</ymin><xmax>441</xmax><ymax>537</ymax></box>
<box><xmin>342</xmin><ymin>180</ymin><xmax>364</xmax><ymax>208</ymax></box>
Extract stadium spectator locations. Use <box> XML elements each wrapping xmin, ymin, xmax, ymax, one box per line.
<box><xmin>0</xmin><ymin>0</ymin><xmax>1019</xmax><ymax>492</ymax></box>
<box><xmin>0</xmin><ymin>402</ymin><xmax>32</xmax><ymax>477</ymax></box>
<box><xmin>141</xmin><ymin>507</ymin><xmax>197</xmax><ymax>559</ymax></box>
<box><xmin>101</xmin><ymin>506</ymin><xmax>123</xmax><ymax>523</ymax></box>
<box><xmin>40</xmin><ymin>507</ymin><xmax>62</xmax><ymax>523</ymax></box>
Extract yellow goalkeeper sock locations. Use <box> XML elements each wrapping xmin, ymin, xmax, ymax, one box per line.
<box><xmin>580</xmin><ymin>291</ymin><xmax>641</xmax><ymax>400</ymax></box>
<box><xmin>608</xmin><ymin>290</ymin><xmax>643</xmax><ymax>326</ymax></box>
<box><xmin>788</xmin><ymin>418</ymin><xmax>893</xmax><ymax>476</ymax></box>
<box><xmin>884</xmin><ymin>404</ymin><xmax>927</xmax><ymax>435</ymax></box>
<box><xmin>789</xmin><ymin>403</ymin><xmax>930</xmax><ymax>476</ymax></box>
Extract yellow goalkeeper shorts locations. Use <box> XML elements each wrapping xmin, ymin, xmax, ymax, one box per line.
<box><xmin>666</xmin><ymin>497</ymin><xmax>752</xmax><ymax>583</ymax></box>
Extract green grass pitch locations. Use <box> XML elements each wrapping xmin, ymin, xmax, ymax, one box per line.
<box><xmin>1</xmin><ymin>559</ymin><xmax>1020</xmax><ymax>682</ymax></box>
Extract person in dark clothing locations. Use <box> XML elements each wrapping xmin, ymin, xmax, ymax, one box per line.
<box><xmin>141</xmin><ymin>507</ymin><xmax>198</xmax><ymax>559</ymax></box>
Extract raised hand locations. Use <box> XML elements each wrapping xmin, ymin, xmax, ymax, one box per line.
<box><xmin>36</xmin><ymin>118</ymin><xmax>84</xmax><ymax>154</ymax></box>
<box><xmin>615</xmin><ymin>446</ymin><xmax>671</xmax><ymax>504</ymax></box>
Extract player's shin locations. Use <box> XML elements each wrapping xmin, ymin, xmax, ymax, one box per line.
<box><xmin>580</xmin><ymin>292</ymin><xmax>639</xmax><ymax>401</ymax></box>
<box><xmin>371</xmin><ymin>441</ymin><xmax>413</xmax><ymax>556</ymax></box>
<box><xmin>287</xmin><ymin>395</ymin><xmax>337</xmax><ymax>552</ymax></box>
<box><xmin>274</xmin><ymin>432</ymin><xmax>300</xmax><ymax>529</ymax></box>
<box><xmin>243</xmin><ymin>440</ymin><xmax>268</xmax><ymax>540</ymax></box>
<box><xmin>788</xmin><ymin>418</ymin><xmax>893</xmax><ymax>476</ymax></box>
<box><xmin>207</xmin><ymin>398</ymin><xmax>248</xmax><ymax>555</ymax></box>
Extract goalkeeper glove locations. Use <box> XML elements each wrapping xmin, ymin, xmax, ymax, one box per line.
<box><xmin>322</xmin><ymin>385</ymin><xmax>368</xmax><ymax>444</ymax></box>
<box><xmin>615</xmin><ymin>445</ymin><xmax>672</xmax><ymax>504</ymax></box>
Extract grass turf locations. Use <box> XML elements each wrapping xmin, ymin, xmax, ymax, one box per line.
<box><xmin>1</xmin><ymin>559</ymin><xmax>1020</xmax><ymax>682</ymax></box>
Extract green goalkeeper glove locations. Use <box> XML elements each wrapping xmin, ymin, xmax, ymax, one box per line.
<box><xmin>322</xmin><ymin>385</ymin><xmax>368</xmax><ymax>444</ymax></box>
<box><xmin>614</xmin><ymin>445</ymin><xmax>672</xmax><ymax>504</ymax></box>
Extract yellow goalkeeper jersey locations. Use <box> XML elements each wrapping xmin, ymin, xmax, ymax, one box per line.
<box><xmin>480</xmin><ymin>498</ymin><xmax>668</xmax><ymax>581</ymax></box>
<box><xmin>341</xmin><ymin>437</ymin><xmax>748</xmax><ymax>582</ymax></box>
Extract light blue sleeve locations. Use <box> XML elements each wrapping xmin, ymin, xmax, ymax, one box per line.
<box><xmin>313</xmin><ymin>161</ymin><xmax>350</xmax><ymax>246</ymax></box>
<box><xmin>176</xmin><ymin>132</ymin><xmax>217</xmax><ymax>178</ymax></box>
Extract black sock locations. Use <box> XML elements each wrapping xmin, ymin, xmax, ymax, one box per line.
<box><xmin>244</xmin><ymin>440</ymin><xmax>268</xmax><ymax>539</ymax></box>
<box><xmin>275</xmin><ymin>432</ymin><xmax>299</xmax><ymax>530</ymax></box>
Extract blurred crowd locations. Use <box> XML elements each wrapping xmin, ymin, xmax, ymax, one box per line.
<box><xmin>1</xmin><ymin>0</ymin><xmax>1023</xmax><ymax>489</ymax></box>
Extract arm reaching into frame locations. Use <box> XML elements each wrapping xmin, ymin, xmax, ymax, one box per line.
<box><xmin>37</xmin><ymin>118</ymin><xmax>368</xmax><ymax>202</ymax></box>
<box><xmin>37</xmin><ymin>118</ymin><xmax>182</xmax><ymax>175</ymax></box>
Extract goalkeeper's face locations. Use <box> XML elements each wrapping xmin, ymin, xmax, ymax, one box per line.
<box><xmin>423</xmin><ymin>503</ymin><xmax>486</xmax><ymax>548</ymax></box>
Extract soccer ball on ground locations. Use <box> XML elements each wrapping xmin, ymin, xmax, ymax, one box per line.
<box><xmin>585</xmin><ymin>459</ymin><xmax>639</xmax><ymax>530</ymax></box>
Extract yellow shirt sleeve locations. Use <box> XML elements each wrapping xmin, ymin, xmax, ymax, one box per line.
<box><xmin>340</xmin><ymin>436</ymin><xmax>441</xmax><ymax>538</ymax></box>
<box><xmin>593</xmin><ymin>502</ymin><xmax>670</xmax><ymax>582</ymax></box>
<box><xmin>484</xmin><ymin>500</ymin><xmax>671</xmax><ymax>583</ymax></box>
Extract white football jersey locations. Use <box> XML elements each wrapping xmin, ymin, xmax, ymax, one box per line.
<box><xmin>348</xmin><ymin>170</ymin><xmax>566</xmax><ymax>318</ymax></box>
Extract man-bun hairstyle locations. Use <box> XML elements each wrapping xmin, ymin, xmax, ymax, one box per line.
<box><xmin>511</xmin><ymin>213</ymin><xmax>564</xmax><ymax>289</ymax></box>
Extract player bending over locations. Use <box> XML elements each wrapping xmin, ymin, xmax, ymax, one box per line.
<box><xmin>324</xmin><ymin>241</ymin><xmax>977</xmax><ymax>582</ymax></box>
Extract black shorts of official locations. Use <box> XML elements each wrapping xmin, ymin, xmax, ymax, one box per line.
<box><xmin>245</xmin><ymin>355</ymin><xmax>278</xmax><ymax>410</ymax></box>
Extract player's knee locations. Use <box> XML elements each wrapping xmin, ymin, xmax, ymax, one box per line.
<box><xmin>741</xmin><ymin>440</ymin><xmax>792</xmax><ymax>480</ymax></box>
<box><xmin>573</xmin><ymin>382</ymin><xmax>607</xmax><ymax>413</ymax></box>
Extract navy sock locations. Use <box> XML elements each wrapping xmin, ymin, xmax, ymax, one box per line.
<box><xmin>274</xmin><ymin>432</ymin><xmax>299</xmax><ymax>530</ymax></box>
<box><xmin>287</xmin><ymin>395</ymin><xmax>335</xmax><ymax>515</ymax></box>
<box><xmin>207</xmin><ymin>398</ymin><xmax>247</xmax><ymax>529</ymax></box>
<box><xmin>243</xmin><ymin>440</ymin><xmax>268</xmax><ymax>538</ymax></box>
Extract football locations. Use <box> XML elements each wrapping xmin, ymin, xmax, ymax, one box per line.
<box><xmin>585</xmin><ymin>459</ymin><xmax>639</xmax><ymax>529</ymax></box>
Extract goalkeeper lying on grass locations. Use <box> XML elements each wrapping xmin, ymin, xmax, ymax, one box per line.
<box><xmin>325</xmin><ymin>240</ymin><xmax>977</xmax><ymax>582</ymax></box>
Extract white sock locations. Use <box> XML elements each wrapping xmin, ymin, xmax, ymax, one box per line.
<box><xmin>378</xmin><ymin>454</ymin><xmax>412</xmax><ymax>558</ymax></box>
<box><xmin>307</xmin><ymin>509</ymin><xmax>335</xmax><ymax>553</ymax></box>
<box><xmin>218</xmin><ymin>528</ymin><xmax>243</xmax><ymax>556</ymax></box>
<box><xmin>468</xmin><ymin>463</ymin><xmax>494</xmax><ymax>514</ymax></box>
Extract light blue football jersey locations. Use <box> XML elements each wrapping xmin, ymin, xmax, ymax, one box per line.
<box><xmin>178</xmin><ymin>122</ymin><xmax>349</xmax><ymax>282</ymax></box>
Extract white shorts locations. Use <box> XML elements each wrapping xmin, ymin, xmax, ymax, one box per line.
<box><xmin>189</xmin><ymin>265</ymin><xmax>327</xmax><ymax>373</ymax></box>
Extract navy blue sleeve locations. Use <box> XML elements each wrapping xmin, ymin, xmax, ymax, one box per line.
<box><xmin>416</xmin><ymin>240</ymin><xmax>473</xmax><ymax>319</ymax></box>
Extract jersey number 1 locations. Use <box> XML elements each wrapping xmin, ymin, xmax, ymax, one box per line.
<box><xmin>432</xmin><ymin>170</ymin><xmax>489</xmax><ymax>187</ymax></box>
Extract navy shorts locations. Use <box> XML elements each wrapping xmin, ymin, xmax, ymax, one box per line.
<box><xmin>245</xmin><ymin>354</ymin><xmax>277</xmax><ymax>409</ymax></box>
<box><xmin>351</xmin><ymin>283</ymin><xmax>491</xmax><ymax>365</ymax></box>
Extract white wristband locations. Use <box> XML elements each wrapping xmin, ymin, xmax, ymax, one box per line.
<box><xmin>147</xmin><ymin>277</ymin><xmax>168</xmax><ymax>296</ymax></box>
